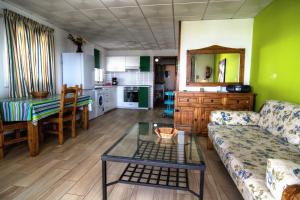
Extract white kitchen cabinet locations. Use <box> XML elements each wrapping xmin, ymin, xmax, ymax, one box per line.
<box><xmin>103</xmin><ymin>87</ymin><xmax>117</xmax><ymax>112</ymax></box>
<box><xmin>106</xmin><ymin>56</ymin><xmax>125</xmax><ymax>72</ymax></box>
<box><xmin>125</xmin><ymin>56</ymin><xmax>140</xmax><ymax>70</ymax></box>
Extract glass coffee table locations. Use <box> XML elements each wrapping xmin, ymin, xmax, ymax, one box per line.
<box><xmin>101</xmin><ymin>122</ymin><xmax>206</xmax><ymax>200</ymax></box>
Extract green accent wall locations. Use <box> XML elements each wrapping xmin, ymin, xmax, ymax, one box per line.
<box><xmin>250</xmin><ymin>0</ymin><xmax>300</xmax><ymax>110</ymax></box>
<box><xmin>213</xmin><ymin>53</ymin><xmax>240</xmax><ymax>82</ymax></box>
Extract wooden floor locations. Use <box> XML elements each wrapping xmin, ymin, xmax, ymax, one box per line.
<box><xmin>0</xmin><ymin>109</ymin><xmax>243</xmax><ymax>200</ymax></box>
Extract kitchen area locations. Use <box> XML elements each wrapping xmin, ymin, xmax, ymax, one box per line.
<box><xmin>62</xmin><ymin>50</ymin><xmax>153</xmax><ymax>120</ymax></box>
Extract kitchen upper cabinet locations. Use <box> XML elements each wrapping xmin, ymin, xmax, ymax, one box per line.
<box><xmin>125</xmin><ymin>56</ymin><xmax>139</xmax><ymax>70</ymax></box>
<box><xmin>107</xmin><ymin>56</ymin><xmax>151</xmax><ymax>72</ymax></box>
<box><xmin>106</xmin><ymin>56</ymin><xmax>125</xmax><ymax>72</ymax></box>
<box><xmin>140</xmin><ymin>56</ymin><xmax>150</xmax><ymax>72</ymax></box>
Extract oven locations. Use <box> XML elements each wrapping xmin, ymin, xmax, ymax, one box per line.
<box><xmin>124</xmin><ymin>87</ymin><xmax>139</xmax><ymax>102</ymax></box>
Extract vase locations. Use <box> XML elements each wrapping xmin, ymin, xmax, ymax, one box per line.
<box><xmin>76</xmin><ymin>44</ymin><xmax>83</xmax><ymax>53</ymax></box>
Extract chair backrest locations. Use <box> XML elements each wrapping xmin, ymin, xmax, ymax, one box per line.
<box><xmin>69</xmin><ymin>84</ymin><xmax>82</xmax><ymax>96</ymax></box>
<box><xmin>0</xmin><ymin>116</ymin><xmax>3</xmax><ymax>133</ymax></box>
<box><xmin>78</xmin><ymin>84</ymin><xmax>83</xmax><ymax>96</ymax></box>
<box><xmin>59</xmin><ymin>84</ymin><xmax>79</xmax><ymax>118</ymax></box>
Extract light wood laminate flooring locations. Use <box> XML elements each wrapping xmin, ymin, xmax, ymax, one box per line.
<box><xmin>0</xmin><ymin>109</ymin><xmax>243</xmax><ymax>200</ymax></box>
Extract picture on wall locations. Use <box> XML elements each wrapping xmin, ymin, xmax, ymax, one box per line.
<box><xmin>218</xmin><ymin>59</ymin><xmax>226</xmax><ymax>82</ymax></box>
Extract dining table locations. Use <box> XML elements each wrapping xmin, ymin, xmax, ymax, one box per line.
<box><xmin>0</xmin><ymin>94</ymin><xmax>92</xmax><ymax>157</ymax></box>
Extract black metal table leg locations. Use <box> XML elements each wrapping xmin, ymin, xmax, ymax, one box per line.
<box><xmin>102</xmin><ymin>160</ymin><xmax>107</xmax><ymax>200</ymax></box>
<box><xmin>199</xmin><ymin>170</ymin><xmax>205</xmax><ymax>200</ymax></box>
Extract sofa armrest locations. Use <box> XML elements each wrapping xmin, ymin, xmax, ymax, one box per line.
<box><xmin>210</xmin><ymin>110</ymin><xmax>260</xmax><ymax>126</ymax></box>
<box><xmin>266</xmin><ymin>159</ymin><xmax>300</xmax><ymax>200</ymax></box>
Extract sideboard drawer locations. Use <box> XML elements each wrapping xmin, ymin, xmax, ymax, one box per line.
<box><xmin>174</xmin><ymin>92</ymin><xmax>255</xmax><ymax>136</ymax></box>
<box><xmin>177</xmin><ymin>96</ymin><xmax>198</xmax><ymax>106</ymax></box>
<box><xmin>225</xmin><ymin>98</ymin><xmax>250</xmax><ymax>105</ymax></box>
<box><xmin>202</xmin><ymin>97</ymin><xmax>222</xmax><ymax>105</ymax></box>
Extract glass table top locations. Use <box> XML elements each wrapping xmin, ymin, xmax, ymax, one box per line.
<box><xmin>102</xmin><ymin>122</ymin><xmax>205</xmax><ymax>168</ymax></box>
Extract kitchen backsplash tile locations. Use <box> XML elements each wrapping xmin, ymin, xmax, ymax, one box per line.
<box><xmin>105</xmin><ymin>71</ymin><xmax>153</xmax><ymax>85</ymax></box>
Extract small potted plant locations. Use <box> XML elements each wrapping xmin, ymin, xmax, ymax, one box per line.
<box><xmin>68</xmin><ymin>34</ymin><xmax>86</xmax><ymax>53</ymax></box>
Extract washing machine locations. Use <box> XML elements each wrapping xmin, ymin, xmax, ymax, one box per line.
<box><xmin>95</xmin><ymin>88</ymin><xmax>105</xmax><ymax>118</ymax></box>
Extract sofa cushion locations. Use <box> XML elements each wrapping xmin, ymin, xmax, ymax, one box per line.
<box><xmin>258</xmin><ymin>100</ymin><xmax>294</xmax><ymax>136</ymax></box>
<box><xmin>282</xmin><ymin>108</ymin><xmax>300</xmax><ymax>145</ymax></box>
<box><xmin>210</xmin><ymin>111</ymin><xmax>260</xmax><ymax>126</ymax></box>
<box><xmin>208</xmin><ymin>124</ymin><xmax>300</xmax><ymax>200</ymax></box>
<box><xmin>266</xmin><ymin>159</ymin><xmax>300</xmax><ymax>200</ymax></box>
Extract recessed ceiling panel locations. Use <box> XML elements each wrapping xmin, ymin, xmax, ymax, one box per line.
<box><xmin>94</xmin><ymin>19</ymin><xmax>119</xmax><ymax>27</ymax></box>
<box><xmin>137</xmin><ymin>0</ymin><xmax>172</xmax><ymax>5</ymax></box>
<box><xmin>4</xmin><ymin>0</ymin><xmax>274</xmax><ymax>50</ymax></box>
<box><xmin>234</xmin><ymin>0</ymin><xmax>273</xmax><ymax>18</ymax></box>
<box><xmin>110</xmin><ymin>6</ymin><xmax>144</xmax><ymax>19</ymax></box>
<box><xmin>101</xmin><ymin>0</ymin><xmax>137</xmax><ymax>7</ymax></box>
<box><xmin>174</xmin><ymin>3</ymin><xmax>207</xmax><ymax>17</ymax></box>
<box><xmin>81</xmin><ymin>8</ymin><xmax>116</xmax><ymax>20</ymax></box>
<box><xmin>120</xmin><ymin>19</ymin><xmax>148</xmax><ymax>27</ymax></box>
<box><xmin>174</xmin><ymin>0</ymin><xmax>207</xmax><ymax>3</ymax></box>
<box><xmin>51</xmin><ymin>11</ymin><xmax>91</xmax><ymax>23</ymax></box>
<box><xmin>204</xmin><ymin>1</ymin><xmax>244</xmax><ymax>19</ymax></box>
<box><xmin>65</xmin><ymin>0</ymin><xmax>105</xmax><ymax>10</ymax></box>
<box><xmin>141</xmin><ymin>4</ymin><xmax>173</xmax><ymax>18</ymax></box>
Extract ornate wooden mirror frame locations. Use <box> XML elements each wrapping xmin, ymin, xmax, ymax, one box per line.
<box><xmin>186</xmin><ymin>45</ymin><xmax>245</xmax><ymax>86</ymax></box>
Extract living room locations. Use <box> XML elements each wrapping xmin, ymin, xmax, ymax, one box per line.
<box><xmin>0</xmin><ymin>0</ymin><xmax>299</xmax><ymax>200</ymax></box>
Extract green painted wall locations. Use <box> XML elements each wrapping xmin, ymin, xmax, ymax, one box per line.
<box><xmin>214</xmin><ymin>53</ymin><xmax>240</xmax><ymax>82</ymax></box>
<box><xmin>250</xmin><ymin>0</ymin><xmax>300</xmax><ymax>110</ymax></box>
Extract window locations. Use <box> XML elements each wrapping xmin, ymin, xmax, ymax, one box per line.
<box><xmin>0</xmin><ymin>16</ymin><xmax>9</xmax><ymax>89</ymax></box>
<box><xmin>95</xmin><ymin>68</ymin><xmax>104</xmax><ymax>83</ymax></box>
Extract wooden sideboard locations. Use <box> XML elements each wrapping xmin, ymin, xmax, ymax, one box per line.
<box><xmin>174</xmin><ymin>92</ymin><xmax>255</xmax><ymax>135</ymax></box>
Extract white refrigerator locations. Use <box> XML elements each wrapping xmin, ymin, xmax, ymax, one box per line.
<box><xmin>62</xmin><ymin>53</ymin><xmax>95</xmax><ymax>90</ymax></box>
<box><xmin>62</xmin><ymin>53</ymin><xmax>96</xmax><ymax>119</ymax></box>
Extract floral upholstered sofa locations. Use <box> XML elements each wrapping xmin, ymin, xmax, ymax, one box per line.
<box><xmin>208</xmin><ymin>100</ymin><xmax>300</xmax><ymax>200</ymax></box>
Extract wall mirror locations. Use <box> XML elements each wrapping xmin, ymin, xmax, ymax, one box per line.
<box><xmin>186</xmin><ymin>45</ymin><xmax>245</xmax><ymax>86</ymax></box>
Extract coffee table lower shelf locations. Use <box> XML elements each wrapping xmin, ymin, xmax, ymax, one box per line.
<box><xmin>102</xmin><ymin>161</ymin><xmax>204</xmax><ymax>200</ymax></box>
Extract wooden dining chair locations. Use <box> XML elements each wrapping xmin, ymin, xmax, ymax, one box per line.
<box><xmin>40</xmin><ymin>84</ymin><xmax>79</xmax><ymax>145</ymax></box>
<box><xmin>0</xmin><ymin>116</ymin><xmax>27</xmax><ymax>159</ymax></box>
<box><xmin>77</xmin><ymin>84</ymin><xmax>84</xmax><ymax>126</ymax></box>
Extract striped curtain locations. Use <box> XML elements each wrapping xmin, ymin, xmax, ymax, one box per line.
<box><xmin>4</xmin><ymin>9</ymin><xmax>56</xmax><ymax>98</ymax></box>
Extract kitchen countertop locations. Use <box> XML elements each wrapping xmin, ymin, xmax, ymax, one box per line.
<box><xmin>115</xmin><ymin>85</ymin><xmax>152</xmax><ymax>87</ymax></box>
<box><xmin>95</xmin><ymin>85</ymin><xmax>151</xmax><ymax>89</ymax></box>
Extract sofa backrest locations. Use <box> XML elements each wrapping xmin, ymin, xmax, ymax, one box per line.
<box><xmin>258</xmin><ymin>100</ymin><xmax>300</xmax><ymax>146</ymax></box>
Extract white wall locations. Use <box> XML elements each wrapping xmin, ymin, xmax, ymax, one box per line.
<box><xmin>0</xmin><ymin>1</ymin><xmax>106</xmax><ymax>97</ymax></box>
<box><xmin>106</xmin><ymin>49</ymin><xmax>177</xmax><ymax>108</ymax></box>
<box><xmin>179</xmin><ymin>19</ymin><xmax>254</xmax><ymax>91</ymax></box>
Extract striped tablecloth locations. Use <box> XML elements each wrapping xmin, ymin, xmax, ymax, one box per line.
<box><xmin>0</xmin><ymin>95</ymin><xmax>92</xmax><ymax>124</ymax></box>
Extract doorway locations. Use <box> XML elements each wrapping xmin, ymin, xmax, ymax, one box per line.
<box><xmin>153</xmin><ymin>56</ymin><xmax>177</xmax><ymax>108</ymax></box>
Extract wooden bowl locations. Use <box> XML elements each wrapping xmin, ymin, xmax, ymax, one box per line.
<box><xmin>154</xmin><ymin>127</ymin><xmax>178</xmax><ymax>139</ymax></box>
<box><xmin>31</xmin><ymin>91</ymin><xmax>49</xmax><ymax>98</ymax></box>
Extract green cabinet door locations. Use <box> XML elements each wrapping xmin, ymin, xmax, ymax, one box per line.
<box><xmin>140</xmin><ymin>56</ymin><xmax>150</xmax><ymax>72</ymax></box>
<box><xmin>138</xmin><ymin>87</ymin><xmax>149</xmax><ymax>108</ymax></box>
<box><xmin>94</xmin><ymin>49</ymin><xmax>100</xmax><ymax>68</ymax></box>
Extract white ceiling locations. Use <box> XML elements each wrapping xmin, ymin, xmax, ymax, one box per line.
<box><xmin>3</xmin><ymin>0</ymin><xmax>273</xmax><ymax>50</ymax></box>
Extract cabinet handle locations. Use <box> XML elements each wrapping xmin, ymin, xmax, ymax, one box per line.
<box><xmin>211</xmin><ymin>99</ymin><xmax>214</xmax><ymax>103</ymax></box>
<box><xmin>175</xmin><ymin>109</ymin><xmax>180</xmax><ymax>112</ymax></box>
<box><xmin>187</xmin><ymin>99</ymin><xmax>190</xmax><ymax>102</ymax></box>
<box><xmin>237</xmin><ymin>100</ymin><xmax>240</xmax><ymax>104</ymax></box>
<box><xmin>194</xmin><ymin>119</ymin><xmax>197</xmax><ymax>122</ymax></box>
